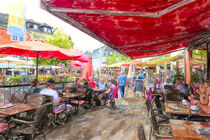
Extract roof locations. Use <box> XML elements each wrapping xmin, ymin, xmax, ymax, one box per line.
<box><xmin>0</xmin><ymin>13</ymin><xmax>8</xmax><ymax>28</ymax></box>
<box><xmin>26</xmin><ymin>19</ymin><xmax>53</xmax><ymax>29</ymax></box>
<box><xmin>41</xmin><ymin>0</ymin><xmax>210</xmax><ymax>58</ymax></box>
<box><xmin>26</xmin><ymin>19</ymin><xmax>41</xmax><ymax>25</ymax></box>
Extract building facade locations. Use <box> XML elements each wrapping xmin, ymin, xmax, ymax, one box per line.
<box><xmin>85</xmin><ymin>46</ymin><xmax>120</xmax><ymax>70</ymax></box>
<box><xmin>26</xmin><ymin>19</ymin><xmax>54</xmax><ymax>40</ymax></box>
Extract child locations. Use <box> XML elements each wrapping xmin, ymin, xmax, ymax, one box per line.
<box><xmin>105</xmin><ymin>80</ymin><xmax>117</xmax><ymax>108</ymax></box>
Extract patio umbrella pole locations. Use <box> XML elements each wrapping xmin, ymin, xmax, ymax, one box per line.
<box><xmin>36</xmin><ymin>52</ymin><xmax>40</xmax><ymax>80</ymax></box>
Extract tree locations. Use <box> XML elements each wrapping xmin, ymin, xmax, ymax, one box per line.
<box><xmin>105</xmin><ymin>53</ymin><xmax>118</xmax><ymax>65</ymax></box>
<box><xmin>32</xmin><ymin>29</ymin><xmax>74</xmax><ymax>67</ymax></box>
<box><xmin>105</xmin><ymin>52</ymin><xmax>131</xmax><ymax>65</ymax></box>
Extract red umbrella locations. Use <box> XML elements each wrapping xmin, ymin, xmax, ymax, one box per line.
<box><xmin>0</xmin><ymin>40</ymin><xmax>81</xmax><ymax>79</ymax></box>
<box><xmin>81</xmin><ymin>55</ymin><xmax>93</xmax><ymax>80</ymax></box>
<box><xmin>61</xmin><ymin>49</ymin><xmax>89</xmax><ymax>62</ymax></box>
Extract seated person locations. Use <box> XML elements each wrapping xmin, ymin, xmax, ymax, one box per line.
<box><xmin>29</xmin><ymin>79</ymin><xmax>41</xmax><ymax>94</ymax></box>
<box><xmin>83</xmin><ymin>79</ymin><xmax>92</xmax><ymax>89</ymax></box>
<box><xmin>189</xmin><ymin>81</ymin><xmax>210</xmax><ymax>113</ymax></box>
<box><xmin>40</xmin><ymin>79</ymin><xmax>71</xmax><ymax>112</ymax></box>
<box><xmin>97</xmin><ymin>78</ymin><xmax>108</xmax><ymax>94</ymax></box>
<box><xmin>175</xmin><ymin>78</ymin><xmax>186</xmax><ymax>93</ymax></box>
<box><xmin>163</xmin><ymin>78</ymin><xmax>173</xmax><ymax>88</ymax></box>
<box><xmin>96</xmin><ymin>78</ymin><xmax>108</xmax><ymax>104</ymax></box>
<box><xmin>150</xmin><ymin>79</ymin><xmax>158</xmax><ymax>93</ymax></box>
<box><xmin>148</xmin><ymin>79</ymin><xmax>162</xmax><ymax>111</ymax></box>
<box><xmin>88</xmin><ymin>76</ymin><xmax>96</xmax><ymax>89</ymax></box>
<box><xmin>73</xmin><ymin>78</ymin><xmax>81</xmax><ymax>87</ymax></box>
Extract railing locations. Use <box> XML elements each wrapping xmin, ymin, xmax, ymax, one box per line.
<box><xmin>0</xmin><ymin>82</ymin><xmax>73</xmax><ymax>103</ymax></box>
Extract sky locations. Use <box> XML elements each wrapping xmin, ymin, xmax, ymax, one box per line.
<box><xmin>0</xmin><ymin>0</ymin><xmax>103</xmax><ymax>52</ymax></box>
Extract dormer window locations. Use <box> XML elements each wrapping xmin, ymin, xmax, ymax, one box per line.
<box><xmin>34</xmin><ymin>24</ymin><xmax>38</xmax><ymax>30</ymax></box>
<box><xmin>47</xmin><ymin>28</ymin><xmax>52</xmax><ymax>33</ymax></box>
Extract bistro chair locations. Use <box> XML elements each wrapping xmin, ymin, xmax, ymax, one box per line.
<box><xmin>0</xmin><ymin>122</ymin><xmax>15</xmax><ymax>138</ymax></box>
<box><xmin>164</xmin><ymin>85</ymin><xmax>174</xmax><ymax>90</ymax></box>
<box><xmin>52</xmin><ymin>102</ymin><xmax>69</xmax><ymax>126</ymax></box>
<box><xmin>165</xmin><ymin>91</ymin><xmax>182</xmax><ymax>102</ymax></box>
<box><xmin>139</xmin><ymin>124</ymin><xmax>146</xmax><ymax>140</ymax></box>
<box><xmin>149</xmin><ymin>107</ymin><xmax>173</xmax><ymax>140</ymax></box>
<box><xmin>8</xmin><ymin>93</ymin><xmax>27</xmax><ymax>104</ymax></box>
<box><xmin>6</xmin><ymin>102</ymin><xmax>51</xmax><ymax>140</ymax></box>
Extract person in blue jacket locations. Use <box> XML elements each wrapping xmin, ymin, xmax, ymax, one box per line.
<box><xmin>117</xmin><ymin>71</ymin><xmax>127</xmax><ymax>99</ymax></box>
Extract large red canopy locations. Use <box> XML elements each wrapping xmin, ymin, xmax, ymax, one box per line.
<box><xmin>41</xmin><ymin>0</ymin><xmax>210</xmax><ymax>58</ymax></box>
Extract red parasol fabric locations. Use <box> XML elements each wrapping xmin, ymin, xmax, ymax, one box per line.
<box><xmin>0</xmin><ymin>40</ymin><xmax>80</xmax><ymax>59</ymax></box>
<box><xmin>61</xmin><ymin>49</ymin><xmax>89</xmax><ymax>62</ymax></box>
<box><xmin>42</xmin><ymin>0</ymin><xmax>210</xmax><ymax>58</ymax></box>
<box><xmin>0</xmin><ymin>40</ymin><xmax>81</xmax><ymax>78</ymax></box>
<box><xmin>81</xmin><ymin>55</ymin><xmax>94</xmax><ymax>80</ymax></box>
<box><xmin>71</xmin><ymin>61</ymin><xmax>85</xmax><ymax>69</ymax></box>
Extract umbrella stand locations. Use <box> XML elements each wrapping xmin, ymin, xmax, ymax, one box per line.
<box><xmin>36</xmin><ymin>52</ymin><xmax>40</xmax><ymax>80</ymax></box>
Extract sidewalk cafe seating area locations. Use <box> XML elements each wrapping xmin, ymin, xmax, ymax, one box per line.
<box><xmin>0</xmin><ymin>84</ymin><xmax>102</xmax><ymax>139</ymax></box>
<box><xmin>144</xmin><ymin>85</ymin><xmax>210</xmax><ymax>140</ymax></box>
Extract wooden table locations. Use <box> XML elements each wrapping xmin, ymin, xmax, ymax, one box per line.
<box><xmin>0</xmin><ymin>103</ymin><xmax>37</xmax><ymax>116</ymax></box>
<box><xmin>170</xmin><ymin>119</ymin><xmax>210</xmax><ymax>140</ymax></box>
<box><xmin>165</xmin><ymin>102</ymin><xmax>210</xmax><ymax>117</ymax></box>
<box><xmin>62</xmin><ymin>93</ymin><xmax>85</xmax><ymax>99</ymax></box>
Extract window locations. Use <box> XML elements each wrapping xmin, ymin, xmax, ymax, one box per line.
<box><xmin>28</xmin><ymin>23</ymin><xmax>34</xmax><ymax>29</ymax></box>
<box><xmin>11</xmin><ymin>35</ymin><xmax>24</xmax><ymax>41</ymax></box>
<box><xmin>43</xmin><ymin>27</ymin><xmax>48</xmax><ymax>33</ymax></box>
<box><xmin>11</xmin><ymin>35</ymin><xmax>18</xmax><ymax>41</ymax></box>
<box><xmin>47</xmin><ymin>28</ymin><xmax>52</xmax><ymax>33</ymax></box>
<box><xmin>33</xmin><ymin>24</ymin><xmax>38</xmax><ymax>30</ymax></box>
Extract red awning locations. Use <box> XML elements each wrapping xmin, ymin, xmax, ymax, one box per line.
<box><xmin>41</xmin><ymin>0</ymin><xmax>210</xmax><ymax>58</ymax></box>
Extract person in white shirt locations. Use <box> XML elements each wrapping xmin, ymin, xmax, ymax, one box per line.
<box><xmin>40</xmin><ymin>79</ymin><xmax>71</xmax><ymax>112</ymax></box>
<box><xmin>163</xmin><ymin>78</ymin><xmax>173</xmax><ymax>88</ymax></box>
<box><xmin>40</xmin><ymin>79</ymin><xmax>59</xmax><ymax>105</ymax></box>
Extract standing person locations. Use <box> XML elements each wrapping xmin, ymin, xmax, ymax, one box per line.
<box><xmin>117</xmin><ymin>71</ymin><xmax>127</xmax><ymax>99</ymax></box>
<box><xmin>169</xmin><ymin>70</ymin><xmax>173</xmax><ymax>83</ymax></box>
<box><xmin>105</xmin><ymin>80</ymin><xmax>117</xmax><ymax>108</ymax></box>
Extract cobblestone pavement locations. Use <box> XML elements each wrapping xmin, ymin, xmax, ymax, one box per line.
<box><xmin>36</xmin><ymin>89</ymin><xmax>150</xmax><ymax>140</ymax></box>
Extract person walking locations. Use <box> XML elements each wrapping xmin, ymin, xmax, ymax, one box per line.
<box><xmin>117</xmin><ymin>71</ymin><xmax>127</xmax><ymax>99</ymax></box>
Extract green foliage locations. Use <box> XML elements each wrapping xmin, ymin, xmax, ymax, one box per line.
<box><xmin>105</xmin><ymin>53</ymin><xmax>118</xmax><ymax>65</ymax></box>
<box><xmin>55</xmin><ymin>74</ymin><xmax>70</xmax><ymax>82</ymax></box>
<box><xmin>172</xmin><ymin>74</ymin><xmax>184</xmax><ymax>84</ymax></box>
<box><xmin>7</xmin><ymin>76</ymin><xmax>23</xmax><ymax>85</ymax></box>
<box><xmin>105</xmin><ymin>53</ymin><xmax>131</xmax><ymax>65</ymax></box>
<box><xmin>192</xmin><ymin>50</ymin><xmax>207</xmax><ymax>56</ymax></box>
<box><xmin>32</xmin><ymin>29</ymin><xmax>74</xmax><ymax>66</ymax></box>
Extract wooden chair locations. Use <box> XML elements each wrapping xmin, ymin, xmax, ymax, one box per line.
<box><xmin>6</xmin><ymin>102</ymin><xmax>51</xmax><ymax>140</ymax></box>
<box><xmin>148</xmin><ymin>97</ymin><xmax>174</xmax><ymax>140</ymax></box>
<box><xmin>8</xmin><ymin>94</ymin><xmax>27</xmax><ymax>104</ymax></box>
<box><xmin>149</xmin><ymin>108</ymin><xmax>173</xmax><ymax>140</ymax></box>
<box><xmin>139</xmin><ymin>124</ymin><xmax>146</xmax><ymax>140</ymax></box>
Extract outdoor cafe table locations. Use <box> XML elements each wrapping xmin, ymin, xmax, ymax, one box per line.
<box><xmin>62</xmin><ymin>93</ymin><xmax>85</xmax><ymax>99</ymax></box>
<box><xmin>0</xmin><ymin>103</ymin><xmax>37</xmax><ymax>116</ymax></box>
<box><xmin>165</xmin><ymin>102</ymin><xmax>210</xmax><ymax>117</ymax></box>
<box><xmin>170</xmin><ymin>119</ymin><xmax>210</xmax><ymax>140</ymax></box>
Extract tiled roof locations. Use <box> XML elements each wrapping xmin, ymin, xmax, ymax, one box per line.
<box><xmin>0</xmin><ymin>13</ymin><xmax>8</xmax><ymax>28</ymax></box>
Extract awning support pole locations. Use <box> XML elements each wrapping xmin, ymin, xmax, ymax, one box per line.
<box><xmin>185</xmin><ymin>48</ymin><xmax>192</xmax><ymax>85</ymax></box>
<box><xmin>207</xmin><ymin>42</ymin><xmax>210</xmax><ymax>85</ymax></box>
<box><xmin>36</xmin><ymin>52</ymin><xmax>40</xmax><ymax>80</ymax></box>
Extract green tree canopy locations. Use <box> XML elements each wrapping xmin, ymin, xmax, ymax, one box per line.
<box><xmin>105</xmin><ymin>53</ymin><xmax>131</xmax><ymax>65</ymax></box>
<box><xmin>32</xmin><ymin>29</ymin><xmax>74</xmax><ymax>67</ymax></box>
